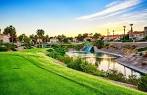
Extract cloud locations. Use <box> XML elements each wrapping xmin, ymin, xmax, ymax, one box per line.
<box><xmin>105</xmin><ymin>0</ymin><xmax>121</xmax><ymax>8</ymax></box>
<box><xmin>76</xmin><ymin>0</ymin><xmax>141</xmax><ymax>20</ymax></box>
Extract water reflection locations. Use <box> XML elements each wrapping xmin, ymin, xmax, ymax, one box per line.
<box><xmin>67</xmin><ymin>51</ymin><xmax>140</xmax><ymax>77</ymax></box>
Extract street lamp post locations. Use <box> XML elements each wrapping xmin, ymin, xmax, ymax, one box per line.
<box><xmin>107</xmin><ymin>29</ymin><xmax>109</xmax><ymax>42</ymax></box>
<box><xmin>113</xmin><ymin>30</ymin><xmax>114</xmax><ymax>41</ymax></box>
<box><xmin>130</xmin><ymin>24</ymin><xmax>133</xmax><ymax>39</ymax></box>
<box><xmin>123</xmin><ymin>26</ymin><xmax>126</xmax><ymax>41</ymax></box>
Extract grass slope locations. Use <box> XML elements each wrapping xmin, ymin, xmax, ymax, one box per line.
<box><xmin>0</xmin><ymin>49</ymin><xmax>146</xmax><ymax>95</ymax></box>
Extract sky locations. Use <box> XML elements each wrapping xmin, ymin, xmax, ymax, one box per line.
<box><xmin>0</xmin><ymin>0</ymin><xmax>147</xmax><ymax>36</ymax></box>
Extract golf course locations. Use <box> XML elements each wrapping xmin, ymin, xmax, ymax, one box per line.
<box><xmin>0</xmin><ymin>49</ymin><xmax>146</xmax><ymax>95</ymax></box>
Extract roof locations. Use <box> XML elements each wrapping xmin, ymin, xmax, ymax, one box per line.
<box><xmin>103</xmin><ymin>34</ymin><xmax>123</xmax><ymax>38</ymax></box>
<box><xmin>128</xmin><ymin>31</ymin><xmax>144</xmax><ymax>34</ymax></box>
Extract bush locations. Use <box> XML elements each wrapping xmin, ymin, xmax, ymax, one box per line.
<box><xmin>0</xmin><ymin>46</ymin><xmax>8</xmax><ymax>51</ymax></box>
<box><xmin>51</xmin><ymin>45</ymin><xmax>67</xmax><ymax>56</ymax></box>
<box><xmin>94</xmin><ymin>40</ymin><xmax>104</xmax><ymax>49</ymax></box>
<box><xmin>67</xmin><ymin>58</ymin><xmax>83</xmax><ymax>71</ymax></box>
<box><xmin>80</xmin><ymin>61</ymin><xmax>97</xmax><ymax>74</ymax></box>
<box><xmin>73</xmin><ymin>44</ymin><xmax>84</xmax><ymax>51</ymax></box>
<box><xmin>106</xmin><ymin>70</ymin><xmax>126</xmax><ymax>82</ymax></box>
<box><xmin>66</xmin><ymin>58</ymin><xmax>102</xmax><ymax>76</ymax></box>
<box><xmin>0</xmin><ymin>43</ymin><xmax>16</xmax><ymax>51</ymax></box>
<box><xmin>83</xmin><ymin>41</ymin><xmax>93</xmax><ymax>46</ymax></box>
<box><xmin>121</xmin><ymin>34</ymin><xmax>133</xmax><ymax>42</ymax></box>
<box><xmin>63</xmin><ymin>56</ymin><xmax>73</xmax><ymax>65</ymax></box>
<box><xmin>127</xmin><ymin>75</ymin><xmax>139</xmax><ymax>85</ymax></box>
<box><xmin>47</xmin><ymin>48</ymin><xmax>54</xmax><ymax>52</ymax></box>
<box><xmin>138</xmin><ymin>75</ymin><xmax>147</xmax><ymax>92</ymax></box>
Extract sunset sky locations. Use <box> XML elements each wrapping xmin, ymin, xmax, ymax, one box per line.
<box><xmin>0</xmin><ymin>0</ymin><xmax>147</xmax><ymax>36</ymax></box>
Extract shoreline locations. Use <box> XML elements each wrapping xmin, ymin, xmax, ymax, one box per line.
<box><xmin>116</xmin><ymin>59</ymin><xmax>147</xmax><ymax>74</ymax></box>
<box><xmin>94</xmin><ymin>47</ymin><xmax>147</xmax><ymax>74</ymax></box>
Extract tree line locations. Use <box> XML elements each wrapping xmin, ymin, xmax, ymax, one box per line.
<box><xmin>1</xmin><ymin>25</ymin><xmax>102</xmax><ymax>44</ymax></box>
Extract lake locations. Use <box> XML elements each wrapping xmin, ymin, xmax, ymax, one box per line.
<box><xmin>66</xmin><ymin>51</ymin><xmax>141</xmax><ymax>78</ymax></box>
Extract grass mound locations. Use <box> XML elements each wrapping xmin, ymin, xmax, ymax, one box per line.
<box><xmin>0</xmin><ymin>49</ymin><xmax>146</xmax><ymax>95</ymax></box>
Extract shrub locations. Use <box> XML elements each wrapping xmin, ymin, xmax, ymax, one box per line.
<box><xmin>47</xmin><ymin>51</ymin><xmax>58</xmax><ymax>58</ymax></box>
<box><xmin>66</xmin><ymin>58</ymin><xmax>103</xmax><ymax>76</ymax></box>
<box><xmin>73</xmin><ymin>44</ymin><xmax>83</xmax><ymax>51</ymax></box>
<box><xmin>56</xmin><ymin>55</ymin><xmax>64</xmax><ymax>62</ymax></box>
<box><xmin>50</xmin><ymin>45</ymin><xmax>67</xmax><ymax>56</ymax></box>
<box><xmin>0</xmin><ymin>43</ymin><xmax>16</xmax><ymax>51</ymax></box>
<box><xmin>138</xmin><ymin>75</ymin><xmax>147</xmax><ymax>92</ymax></box>
<box><xmin>106</xmin><ymin>70</ymin><xmax>126</xmax><ymax>82</ymax></box>
<box><xmin>83</xmin><ymin>41</ymin><xmax>93</xmax><ymax>46</ymax></box>
<box><xmin>54</xmin><ymin>47</ymin><xmax>66</xmax><ymax>56</ymax></box>
<box><xmin>80</xmin><ymin>61</ymin><xmax>97</xmax><ymax>74</ymax></box>
<box><xmin>67</xmin><ymin>58</ymin><xmax>83</xmax><ymax>71</ymax></box>
<box><xmin>0</xmin><ymin>46</ymin><xmax>8</xmax><ymax>51</ymax></box>
<box><xmin>121</xmin><ymin>34</ymin><xmax>133</xmax><ymax>42</ymax></box>
<box><xmin>127</xmin><ymin>75</ymin><xmax>139</xmax><ymax>85</ymax></box>
<box><xmin>94</xmin><ymin>40</ymin><xmax>104</xmax><ymax>49</ymax></box>
<box><xmin>47</xmin><ymin>48</ymin><xmax>54</xmax><ymax>52</ymax></box>
<box><xmin>63</xmin><ymin>56</ymin><xmax>73</xmax><ymax>65</ymax></box>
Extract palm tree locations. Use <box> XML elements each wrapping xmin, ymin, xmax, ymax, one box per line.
<box><xmin>107</xmin><ymin>29</ymin><xmax>110</xmax><ymax>41</ymax></box>
<box><xmin>123</xmin><ymin>26</ymin><xmax>126</xmax><ymax>40</ymax></box>
<box><xmin>113</xmin><ymin>30</ymin><xmax>114</xmax><ymax>41</ymax></box>
<box><xmin>36</xmin><ymin>29</ymin><xmax>45</xmax><ymax>48</ymax></box>
<box><xmin>36</xmin><ymin>29</ymin><xmax>44</xmax><ymax>38</ymax></box>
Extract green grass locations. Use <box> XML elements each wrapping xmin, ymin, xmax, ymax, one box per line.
<box><xmin>0</xmin><ymin>49</ymin><xmax>146</xmax><ymax>95</ymax></box>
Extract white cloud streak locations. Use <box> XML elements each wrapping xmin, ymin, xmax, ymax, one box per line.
<box><xmin>76</xmin><ymin>0</ymin><xmax>141</xmax><ymax>20</ymax></box>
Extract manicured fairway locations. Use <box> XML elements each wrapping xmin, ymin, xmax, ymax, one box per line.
<box><xmin>0</xmin><ymin>49</ymin><xmax>146</xmax><ymax>95</ymax></box>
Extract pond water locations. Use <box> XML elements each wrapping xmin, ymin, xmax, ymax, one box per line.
<box><xmin>66</xmin><ymin>51</ymin><xmax>141</xmax><ymax>78</ymax></box>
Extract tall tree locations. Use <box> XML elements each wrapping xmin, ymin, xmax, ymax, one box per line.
<box><xmin>18</xmin><ymin>34</ymin><xmax>31</xmax><ymax>48</ymax></box>
<box><xmin>3</xmin><ymin>25</ymin><xmax>16</xmax><ymax>43</ymax></box>
<box><xmin>36</xmin><ymin>29</ymin><xmax>45</xmax><ymax>47</ymax></box>
<box><xmin>83</xmin><ymin>33</ymin><xmax>88</xmax><ymax>38</ymax></box>
<box><xmin>36</xmin><ymin>29</ymin><xmax>44</xmax><ymax>38</ymax></box>
<box><xmin>57</xmin><ymin>34</ymin><xmax>66</xmax><ymax>42</ymax></box>
<box><xmin>44</xmin><ymin>35</ymin><xmax>49</xmax><ymax>42</ymax></box>
<box><xmin>93</xmin><ymin>33</ymin><xmax>101</xmax><ymax>39</ymax></box>
<box><xmin>18</xmin><ymin>34</ymin><xmax>25</xmax><ymax>43</ymax></box>
<box><xmin>76</xmin><ymin>34</ymin><xmax>84</xmax><ymax>41</ymax></box>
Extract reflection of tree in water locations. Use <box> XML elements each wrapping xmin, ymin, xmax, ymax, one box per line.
<box><xmin>95</xmin><ymin>58</ymin><xmax>102</xmax><ymax>67</ymax></box>
<box><xmin>96</xmin><ymin>52</ymin><xmax>103</xmax><ymax>56</ymax></box>
<box><xmin>95</xmin><ymin>56</ymin><xmax>116</xmax><ymax>70</ymax></box>
<box><xmin>95</xmin><ymin>53</ymin><xmax>103</xmax><ymax>67</ymax></box>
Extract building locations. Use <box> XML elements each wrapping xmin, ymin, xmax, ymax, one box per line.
<box><xmin>128</xmin><ymin>31</ymin><xmax>144</xmax><ymax>41</ymax></box>
<box><xmin>49</xmin><ymin>38</ymin><xmax>59</xmax><ymax>43</ymax></box>
<box><xmin>133</xmin><ymin>31</ymin><xmax>144</xmax><ymax>40</ymax></box>
<box><xmin>0</xmin><ymin>33</ymin><xmax>10</xmax><ymax>43</ymax></box>
<box><xmin>84</xmin><ymin>33</ymin><xmax>97</xmax><ymax>42</ymax></box>
<box><xmin>73</xmin><ymin>38</ymin><xmax>78</xmax><ymax>42</ymax></box>
<box><xmin>37</xmin><ymin>38</ymin><xmax>43</xmax><ymax>43</ymax></box>
<box><xmin>103</xmin><ymin>34</ymin><xmax>123</xmax><ymax>41</ymax></box>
